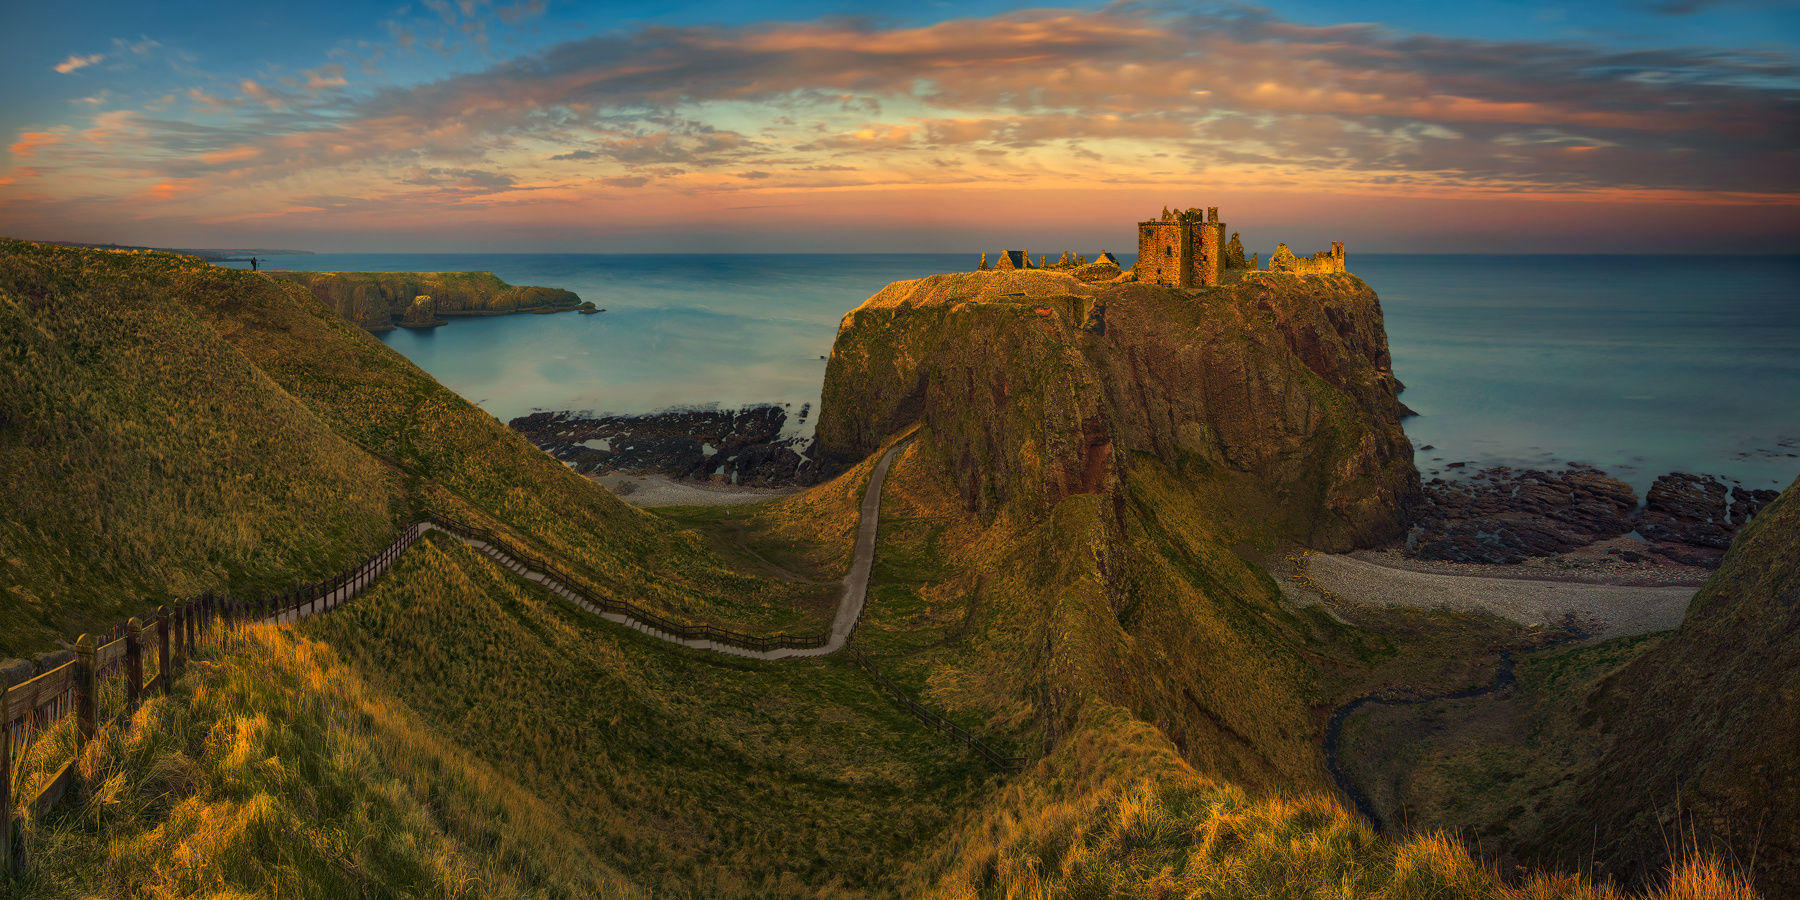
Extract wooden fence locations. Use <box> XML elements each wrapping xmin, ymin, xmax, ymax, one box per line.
<box><xmin>1</xmin><ymin>521</ymin><xmax>427</xmax><ymax>874</ymax></box>
<box><xmin>3</xmin><ymin>514</ymin><xmax>1024</xmax><ymax>873</ymax></box>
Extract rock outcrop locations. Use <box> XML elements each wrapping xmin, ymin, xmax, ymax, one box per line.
<box><xmin>399</xmin><ymin>294</ymin><xmax>445</xmax><ymax>328</ymax></box>
<box><xmin>1409</xmin><ymin>466</ymin><xmax>1639</xmax><ymax>563</ymax></box>
<box><xmin>1409</xmin><ymin>467</ymin><xmax>1783</xmax><ymax>567</ymax></box>
<box><xmin>267</xmin><ymin>271</ymin><xmax>582</xmax><ymax>331</ymax></box>
<box><xmin>510</xmin><ymin>404</ymin><xmax>812</xmax><ymax>486</ymax></box>
<box><xmin>814</xmin><ymin>268</ymin><xmax>1419</xmax><ymax>551</ymax></box>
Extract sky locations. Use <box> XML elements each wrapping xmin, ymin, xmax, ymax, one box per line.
<box><xmin>1</xmin><ymin>0</ymin><xmax>1796</xmax><ymax>253</ymax></box>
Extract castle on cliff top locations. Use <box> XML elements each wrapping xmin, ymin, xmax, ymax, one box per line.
<box><xmin>974</xmin><ymin>207</ymin><xmax>1346</xmax><ymax>287</ymax></box>
<box><xmin>1137</xmin><ymin>206</ymin><xmax>1346</xmax><ymax>287</ymax></box>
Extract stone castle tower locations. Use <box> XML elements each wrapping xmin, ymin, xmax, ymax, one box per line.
<box><xmin>1136</xmin><ymin>206</ymin><xmax>1227</xmax><ymax>287</ymax></box>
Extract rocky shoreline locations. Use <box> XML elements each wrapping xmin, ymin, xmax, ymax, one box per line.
<box><xmin>1405</xmin><ymin>464</ymin><xmax>1781</xmax><ymax>570</ymax></box>
<box><xmin>509</xmin><ymin>404</ymin><xmax>816</xmax><ymax>488</ymax></box>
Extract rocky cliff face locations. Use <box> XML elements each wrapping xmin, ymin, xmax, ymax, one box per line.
<box><xmin>815</xmin><ymin>269</ymin><xmax>1418</xmax><ymax>550</ymax></box>
<box><xmin>267</xmin><ymin>271</ymin><xmax>580</xmax><ymax>331</ymax></box>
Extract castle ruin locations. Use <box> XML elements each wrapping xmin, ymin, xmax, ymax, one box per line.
<box><xmin>983</xmin><ymin>248</ymin><xmax>1114</xmax><ymax>272</ymax></box>
<box><xmin>976</xmin><ymin>207</ymin><xmax>1344</xmax><ymax>285</ymax></box>
<box><xmin>1135</xmin><ymin>206</ymin><xmax>1343</xmax><ymax>286</ymax></box>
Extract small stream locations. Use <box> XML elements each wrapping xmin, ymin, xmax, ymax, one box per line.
<box><xmin>1322</xmin><ymin>634</ymin><xmax>1580</xmax><ymax>832</ymax></box>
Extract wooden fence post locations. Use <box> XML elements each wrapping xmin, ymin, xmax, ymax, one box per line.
<box><xmin>157</xmin><ymin>607</ymin><xmax>171</xmax><ymax>695</ymax></box>
<box><xmin>183</xmin><ymin>600</ymin><xmax>195</xmax><ymax>658</ymax></box>
<box><xmin>126</xmin><ymin>617</ymin><xmax>143</xmax><ymax>704</ymax></box>
<box><xmin>75</xmin><ymin>634</ymin><xmax>96</xmax><ymax>748</ymax></box>
<box><xmin>2</xmin><ymin>670</ymin><xmax>12</xmax><ymax>876</ymax></box>
<box><xmin>170</xmin><ymin>603</ymin><xmax>184</xmax><ymax>670</ymax></box>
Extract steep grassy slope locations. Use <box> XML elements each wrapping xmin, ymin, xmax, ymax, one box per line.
<box><xmin>812</xmin><ymin>269</ymin><xmax>1423</xmax><ymax>794</ymax></box>
<box><xmin>1552</xmin><ymin>475</ymin><xmax>1800</xmax><ymax>896</ymax></box>
<box><xmin>907</xmin><ymin>703</ymin><xmax>1752</xmax><ymax>899</ymax></box>
<box><xmin>810</xmin><ymin>268</ymin><xmax>1767</xmax><ymax>897</ymax></box>
<box><xmin>0</xmin><ymin>239</ymin><xmax>839</xmax><ymax>656</ymax></box>
<box><xmin>2</xmin><ymin>241</ymin><xmax>1769</xmax><ymax>898</ymax></box>
<box><xmin>303</xmin><ymin>532</ymin><xmax>988</xmax><ymax>895</ymax></box>
<box><xmin>267</xmin><ymin>270</ymin><xmax>582</xmax><ymax>331</ymax></box>
<box><xmin>0</xmin><ymin>239</ymin><xmax>405</xmax><ymax>657</ymax></box>
<box><xmin>9</xmin><ymin>618</ymin><xmax>637</xmax><ymax>899</ymax></box>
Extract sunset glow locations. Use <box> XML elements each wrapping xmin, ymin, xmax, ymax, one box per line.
<box><xmin>3</xmin><ymin>1</ymin><xmax>1796</xmax><ymax>251</ymax></box>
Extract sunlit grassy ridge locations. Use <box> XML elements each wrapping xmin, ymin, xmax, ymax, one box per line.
<box><xmin>908</xmin><ymin>705</ymin><xmax>1751</xmax><ymax>899</ymax></box>
<box><xmin>0</xmin><ymin>239</ymin><xmax>404</xmax><ymax>656</ymax></box>
<box><xmin>10</xmin><ymin>620</ymin><xmax>636</xmax><ymax>899</ymax></box>
<box><xmin>0</xmin><ymin>241</ymin><xmax>1765</xmax><ymax>898</ymax></box>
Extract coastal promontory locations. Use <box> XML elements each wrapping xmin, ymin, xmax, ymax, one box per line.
<box><xmin>268</xmin><ymin>270</ymin><xmax>583</xmax><ymax>331</ymax></box>
<box><xmin>814</xmin><ymin>266</ymin><xmax>1420</xmax><ymax>551</ymax></box>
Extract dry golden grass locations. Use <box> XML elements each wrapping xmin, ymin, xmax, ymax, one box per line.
<box><xmin>10</xmin><ymin>621</ymin><xmax>636</xmax><ymax>898</ymax></box>
<box><xmin>908</xmin><ymin>704</ymin><xmax>1758</xmax><ymax>900</ymax></box>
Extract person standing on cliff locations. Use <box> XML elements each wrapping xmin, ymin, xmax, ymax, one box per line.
<box><xmin>249</xmin><ymin>256</ymin><xmax>259</xmax><ymax>271</ymax></box>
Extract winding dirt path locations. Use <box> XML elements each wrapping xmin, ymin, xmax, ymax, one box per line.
<box><xmin>436</xmin><ymin>435</ymin><xmax>913</xmax><ymax>660</ymax></box>
<box><xmin>267</xmin><ymin>436</ymin><xmax>914</xmax><ymax>661</ymax></box>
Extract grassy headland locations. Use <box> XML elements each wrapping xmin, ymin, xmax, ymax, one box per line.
<box><xmin>266</xmin><ymin>270</ymin><xmax>584</xmax><ymax>331</ymax></box>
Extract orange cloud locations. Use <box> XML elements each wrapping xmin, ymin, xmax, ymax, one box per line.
<box><xmin>8</xmin><ymin>132</ymin><xmax>64</xmax><ymax>158</ymax></box>
<box><xmin>53</xmin><ymin>53</ymin><xmax>105</xmax><ymax>74</ymax></box>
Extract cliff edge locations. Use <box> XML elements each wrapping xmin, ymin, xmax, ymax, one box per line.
<box><xmin>814</xmin><ymin>268</ymin><xmax>1419</xmax><ymax>551</ymax></box>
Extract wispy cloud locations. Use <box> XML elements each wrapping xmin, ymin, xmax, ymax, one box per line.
<box><xmin>53</xmin><ymin>53</ymin><xmax>106</xmax><ymax>74</ymax></box>
<box><xmin>4</xmin><ymin>4</ymin><xmax>1797</xmax><ymax>247</ymax></box>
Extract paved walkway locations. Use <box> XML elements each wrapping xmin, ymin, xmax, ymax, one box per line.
<box><xmin>270</xmin><ymin>436</ymin><xmax>915</xmax><ymax>660</ymax></box>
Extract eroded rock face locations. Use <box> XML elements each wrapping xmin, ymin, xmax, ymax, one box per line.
<box><xmin>814</xmin><ymin>269</ymin><xmax>1420</xmax><ymax>551</ymax></box>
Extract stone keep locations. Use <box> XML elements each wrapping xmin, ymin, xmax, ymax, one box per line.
<box><xmin>1136</xmin><ymin>206</ymin><xmax>1227</xmax><ymax>287</ymax></box>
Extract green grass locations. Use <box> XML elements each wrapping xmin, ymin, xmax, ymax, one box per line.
<box><xmin>0</xmin><ymin>238</ymin><xmax>851</xmax><ymax>656</ymax></box>
<box><xmin>301</xmin><ymin>532</ymin><xmax>990</xmax><ymax>896</ymax></box>
<box><xmin>0</xmin><ymin>239</ymin><xmax>405</xmax><ymax>657</ymax></box>
<box><xmin>908</xmin><ymin>703</ymin><xmax>1746</xmax><ymax>899</ymax></box>
<box><xmin>0</xmin><ymin>241</ymin><xmax>1767</xmax><ymax>899</ymax></box>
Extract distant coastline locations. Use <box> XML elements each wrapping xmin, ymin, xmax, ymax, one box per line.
<box><xmin>38</xmin><ymin>240</ymin><xmax>315</xmax><ymax>262</ymax></box>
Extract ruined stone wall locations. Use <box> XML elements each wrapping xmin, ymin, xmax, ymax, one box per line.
<box><xmin>1267</xmin><ymin>241</ymin><xmax>1347</xmax><ymax>275</ymax></box>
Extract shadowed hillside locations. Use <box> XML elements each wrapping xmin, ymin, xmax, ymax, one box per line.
<box><xmin>1551</xmin><ymin>476</ymin><xmax>1800</xmax><ymax>896</ymax></box>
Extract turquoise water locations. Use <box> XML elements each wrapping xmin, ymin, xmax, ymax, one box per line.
<box><xmin>223</xmin><ymin>253</ymin><xmax>1800</xmax><ymax>493</ymax></box>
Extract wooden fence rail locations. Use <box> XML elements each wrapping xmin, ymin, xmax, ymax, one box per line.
<box><xmin>3</xmin><ymin>511</ymin><xmax>1023</xmax><ymax>874</ymax></box>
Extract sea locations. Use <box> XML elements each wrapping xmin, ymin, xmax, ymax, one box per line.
<box><xmin>219</xmin><ymin>253</ymin><xmax>1800</xmax><ymax>495</ymax></box>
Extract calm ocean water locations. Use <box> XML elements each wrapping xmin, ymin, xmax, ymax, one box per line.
<box><xmin>223</xmin><ymin>253</ymin><xmax>1800</xmax><ymax>494</ymax></box>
